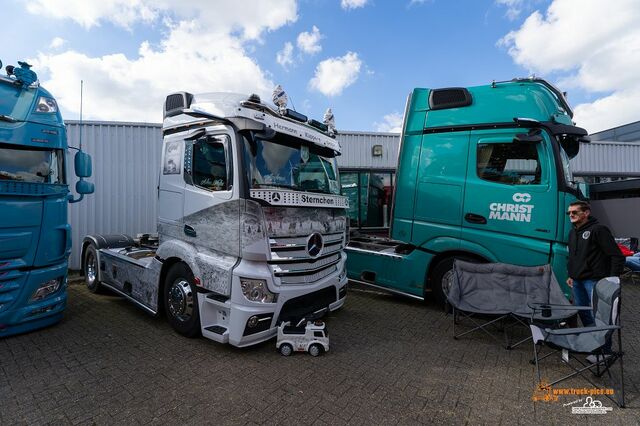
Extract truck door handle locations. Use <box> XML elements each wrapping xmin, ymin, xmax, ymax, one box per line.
<box><xmin>464</xmin><ymin>213</ymin><xmax>487</xmax><ymax>224</ymax></box>
<box><xmin>184</xmin><ymin>224</ymin><xmax>197</xmax><ymax>237</ymax></box>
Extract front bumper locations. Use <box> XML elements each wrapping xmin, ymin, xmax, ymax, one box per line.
<box><xmin>0</xmin><ymin>262</ymin><xmax>68</xmax><ymax>338</ymax></box>
<box><xmin>201</xmin><ymin>255</ymin><xmax>347</xmax><ymax>348</ymax></box>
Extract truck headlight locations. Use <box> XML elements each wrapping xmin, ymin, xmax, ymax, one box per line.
<box><xmin>36</xmin><ymin>96</ymin><xmax>58</xmax><ymax>113</ymax></box>
<box><xmin>31</xmin><ymin>278</ymin><xmax>62</xmax><ymax>301</ymax></box>
<box><xmin>240</xmin><ymin>278</ymin><xmax>277</xmax><ymax>303</ymax></box>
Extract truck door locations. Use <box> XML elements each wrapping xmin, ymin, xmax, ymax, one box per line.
<box><xmin>158</xmin><ymin>134</ymin><xmax>186</xmax><ymax>230</ymax></box>
<box><xmin>182</xmin><ymin>132</ymin><xmax>240</xmax><ymax>255</ymax></box>
<box><xmin>460</xmin><ymin>128</ymin><xmax>557</xmax><ymax>265</ymax></box>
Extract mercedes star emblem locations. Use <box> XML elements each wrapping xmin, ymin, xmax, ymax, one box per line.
<box><xmin>306</xmin><ymin>232</ymin><xmax>324</xmax><ymax>258</ymax></box>
<box><xmin>271</xmin><ymin>192</ymin><xmax>281</xmax><ymax>203</ymax></box>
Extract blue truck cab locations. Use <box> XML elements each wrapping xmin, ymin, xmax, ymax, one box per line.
<box><xmin>0</xmin><ymin>60</ymin><xmax>93</xmax><ymax>337</ymax></box>
<box><xmin>346</xmin><ymin>78</ymin><xmax>590</xmax><ymax>304</ymax></box>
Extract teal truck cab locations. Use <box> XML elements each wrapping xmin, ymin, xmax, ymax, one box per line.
<box><xmin>0</xmin><ymin>59</ymin><xmax>93</xmax><ymax>337</ymax></box>
<box><xmin>346</xmin><ymin>78</ymin><xmax>589</xmax><ymax>304</ymax></box>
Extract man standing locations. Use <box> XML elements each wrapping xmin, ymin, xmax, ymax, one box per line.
<box><xmin>566</xmin><ymin>201</ymin><xmax>624</xmax><ymax>328</ymax></box>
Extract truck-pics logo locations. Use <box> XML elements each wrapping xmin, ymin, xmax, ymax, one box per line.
<box><xmin>489</xmin><ymin>192</ymin><xmax>534</xmax><ymax>223</ymax></box>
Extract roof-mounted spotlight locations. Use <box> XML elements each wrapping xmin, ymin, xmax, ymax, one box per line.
<box><xmin>247</xmin><ymin>93</ymin><xmax>261</xmax><ymax>104</ymax></box>
<box><xmin>323</xmin><ymin>108</ymin><xmax>336</xmax><ymax>136</ymax></box>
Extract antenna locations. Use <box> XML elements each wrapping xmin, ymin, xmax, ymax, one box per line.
<box><xmin>79</xmin><ymin>80</ymin><xmax>83</xmax><ymax>150</ymax></box>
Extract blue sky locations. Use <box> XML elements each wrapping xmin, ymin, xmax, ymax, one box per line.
<box><xmin>2</xmin><ymin>0</ymin><xmax>639</xmax><ymax>133</ymax></box>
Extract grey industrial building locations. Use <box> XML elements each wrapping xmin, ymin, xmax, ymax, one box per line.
<box><xmin>66</xmin><ymin>120</ymin><xmax>640</xmax><ymax>269</ymax></box>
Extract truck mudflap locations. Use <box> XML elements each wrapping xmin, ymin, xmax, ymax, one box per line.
<box><xmin>0</xmin><ymin>261</ymin><xmax>68</xmax><ymax>337</ymax></box>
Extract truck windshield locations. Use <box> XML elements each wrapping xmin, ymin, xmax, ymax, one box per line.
<box><xmin>0</xmin><ymin>146</ymin><xmax>65</xmax><ymax>184</ymax></box>
<box><xmin>243</xmin><ymin>135</ymin><xmax>340</xmax><ymax>195</ymax></box>
<box><xmin>0</xmin><ymin>80</ymin><xmax>36</xmax><ymax>121</ymax></box>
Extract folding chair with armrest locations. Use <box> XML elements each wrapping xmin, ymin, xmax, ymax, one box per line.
<box><xmin>530</xmin><ymin>277</ymin><xmax>624</xmax><ymax>407</ymax></box>
<box><xmin>447</xmin><ymin>261</ymin><xmax>576</xmax><ymax>349</ymax></box>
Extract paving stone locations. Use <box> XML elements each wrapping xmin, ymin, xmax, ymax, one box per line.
<box><xmin>1</xmin><ymin>280</ymin><xmax>638</xmax><ymax>424</ymax></box>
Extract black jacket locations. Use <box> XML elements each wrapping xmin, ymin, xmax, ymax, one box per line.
<box><xmin>567</xmin><ymin>216</ymin><xmax>625</xmax><ymax>280</ymax></box>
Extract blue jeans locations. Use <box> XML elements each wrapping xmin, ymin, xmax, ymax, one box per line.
<box><xmin>626</xmin><ymin>253</ymin><xmax>640</xmax><ymax>272</ymax></box>
<box><xmin>573</xmin><ymin>278</ymin><xmax>612</xmax><ymax>353</ymax></box>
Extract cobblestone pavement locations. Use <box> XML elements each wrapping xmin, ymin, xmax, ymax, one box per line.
<box><xmin>1</xmin><ymin>279</ymin><xmax>638</xmax><ymax>425</ymax></box>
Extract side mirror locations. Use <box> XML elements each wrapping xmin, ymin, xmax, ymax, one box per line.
<box><xmin>76</xmin><ymin>180</ymin><xmax>95</xmax><ymax>195</ymax></box>
<box><xmin>74</xmin><ymin>151</ymin><xmax>92</xmax><ymax>178</ymax></box>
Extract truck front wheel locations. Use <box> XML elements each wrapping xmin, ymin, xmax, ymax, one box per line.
<box><xmin>164</xmin><ymin>263</ymin><xmax>201</xmax><ymax>337</ymax></box>
<box><xmin>84</xmin><ymin>244</ymin><xmax>101</xmax><ymax>293</ymax></box>
<box><xmin>430</xmin><ymin>256</ymin><xmax>477</xmax><ymax>307</ymax></box>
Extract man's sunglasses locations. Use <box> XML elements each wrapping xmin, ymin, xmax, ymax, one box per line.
<box><xmin>566</xmin><ymin>210</ymin><xmax>584</xmax><ymax>216</ymax></box>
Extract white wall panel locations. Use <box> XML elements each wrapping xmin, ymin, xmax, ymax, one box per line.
<box><xmin>66</xmin><ymin>121</ymin><xmax>162</xmax><ymax>269</ymax></box>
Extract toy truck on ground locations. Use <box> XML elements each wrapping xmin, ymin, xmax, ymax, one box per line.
<box><xmin>0</xmin><ymin>59</ymin><xmax>93</xmax><ymax>337</ymax></box>
<box><xmin>277</xmin><ymin>319</ymin><xmax>329</xmax><ymax>356</ymax></box>
<box><xmin>346</xmin><ymin>78</ymin><xmax>590</xmax><ymax>305</ymax></box>
<box><xmin>82</xmin><ymin>89</ymin><xmax>348</xmax><ymax>347</ymax></box>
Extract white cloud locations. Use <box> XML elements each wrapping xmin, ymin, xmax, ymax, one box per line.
<box><xmin>49</xmin><ymin>37</ymin><xmax>66</xmax><ymax>49</ymax></box>
<box><xmin>24</xmin><ymin>0</ymin><xmax>297</xmax><ymax>39</ymax></box>
<box><xmin>340</xmin><ymin>0</ymin><xmax>368</xmax><ymax>10</ymax></box>
<box><xmin>495</xmin><ymin>0</ymin><xmax>526</xmax><ymax>20</ymax></box>
<box><xmin>408</xmin><ymin>0</ymin><xmax>432</xmax><ymax>7</ymax></box>
<box><xmin>25</xmin><ymin>1</ymin><xmax>298</xmax><ymax>122</ymax></box>
<box><xmin>572</xmin><ymin>88</ymin><xmax>640</xmax><ymax>135</ymax></box>
<box><xmin>498</xmin><ymin>0</ymin><xmax>640</xmax><ymax>133</ymax></box>
<box><xmin>276</xmin><ymin>42</ymin><xmax>294</xmax><ymax>68</ymax></box>
<box><xmin>309</xmin><ymin>52</ymin><xmax>362</xmax><ymax>97</ymax></box>
<box><xmin>374</xmin><ymin>112</ymin><xmax>403</xmax><ymax>133</ymax></box>
<box><xmin>297</xmin><ymin>26</ymin><xmax>322</xmax><ymax>55</ymax></box>
<box><xmin>25</xmin><ymin>0</ymin><xmax>157</xmax><ymax>29</ymax></box>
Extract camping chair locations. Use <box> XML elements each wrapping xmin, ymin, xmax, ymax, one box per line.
<box><xmin>530</xmin><ymin>277</ymin><xmax>624</xmax><ymax>407</ymax></box>
<box><xmin>447</xmin><ymin>261</ymin><xmax>575</xmax><ymax>349</ymax></box>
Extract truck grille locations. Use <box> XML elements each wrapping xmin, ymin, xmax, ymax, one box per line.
<box><xmin>268</xmin><ymin>232</ymin><xmax>344</xmax><ymax>285</ymax></box>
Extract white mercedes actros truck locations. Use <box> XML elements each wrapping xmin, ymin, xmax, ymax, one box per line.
<box><xmin>81</xmin><ymin>89</ymin><xmax>349</xmax><ymax>347</ymax></box>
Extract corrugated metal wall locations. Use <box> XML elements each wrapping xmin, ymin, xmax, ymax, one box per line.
<box><xmin>64</xmin><ymin>122</ymin><xmax>640</xmax><ymax>269</ymax></box>
<box><xmin>572</xmin><ymin>141</ymin><xmax>640</xmax><ymax>176</ymax></box>
<box><xmin>66</xmin><ymin>121</ymin><xmax>162</xmax><ymax>269</ymax></box>
<box><xmin>336</xmin><ymin>131</ymin><xmax>400</xmax><ymax>169</ymax></box>
<box><xmin>590</xmin><ymin>120</ymin><xmax>640</xmax><ymax>142</ymax></box>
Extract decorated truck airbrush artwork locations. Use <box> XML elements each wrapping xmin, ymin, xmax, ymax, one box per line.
<box><xmin>82</xmin><ymin>87</ymin><xmax>348</xmax><ymax>347</ymax></box>
<box><xmin>489</xmin><ymin>193</ymin><xmax>534</xmax><ymax>223</ymax></box>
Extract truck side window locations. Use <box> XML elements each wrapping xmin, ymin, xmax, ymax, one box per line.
<box><xmin>314</xmin><ymin>331</ymin><xmax>324</xmax><ymax>338</ymax></box>
<box><xmin>192</xmin><ymin>137</ymin><xmax>230</xmax><ymax>191</ymax></box>
<box><xmin>477</xmin><ymin>143</ymin><xmax>541</xmax><ymax>185</ymax></box>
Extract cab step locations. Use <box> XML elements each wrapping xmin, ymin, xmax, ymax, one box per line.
<box><xmin>205</xmin><ymin>325</ymin><xmax>227</xmax><ymax>334</ymax></box>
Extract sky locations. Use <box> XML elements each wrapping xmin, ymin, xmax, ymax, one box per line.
<box><xmin>1</xmin><ymin>0</ymin><xmax>639</xmax><ymax>134</ymax></box>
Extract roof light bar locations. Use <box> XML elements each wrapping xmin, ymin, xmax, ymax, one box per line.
<box><xmin>284</xmin><ymin>108</ymin><xmax>307</xmax><ymax>123</ymax></box>
<box><xmin>308</xmin><ymin>119</ymin><xmax>328</xmax><ymax>132</ymax></box>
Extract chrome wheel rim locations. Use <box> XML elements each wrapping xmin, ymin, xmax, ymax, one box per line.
<box><xmin>281</xmin><ymin>344</ymin><xmax>292</xmax><ymax>356</ymax></box>
<box><xmin>442</xmin><ymin>270</ymin><xmax>454</xmax><ymax>299</ymax></box>
<box><xmin>86</xmin><ymin>252</ymin><xmax>97</xmax><ymax>286</ymax></box>
<box><xmin>168</xmin><ymin>279</ymin><xmax>193</xmax><ymax>322</ymax></box>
